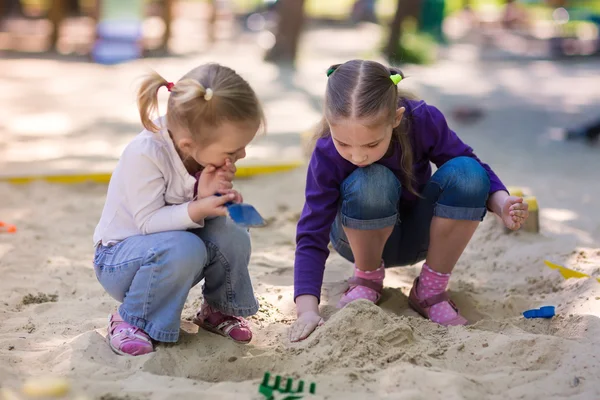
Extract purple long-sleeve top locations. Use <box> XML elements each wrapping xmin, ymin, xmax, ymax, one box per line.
<box><xmin>294</xmin><ymin>100</ymin><xmax>508</xmax><ymax>301</ymax></box>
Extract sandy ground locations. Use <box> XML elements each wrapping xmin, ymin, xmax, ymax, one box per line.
<box><xmin>1</xmin><ymin>161</ymin><xmax>600</xmax><ymax>399</ymax></box>
<box><xmin>2</xmin><ymin>20</ymin><xmax>600</xmax><ymax>400</ymax></box>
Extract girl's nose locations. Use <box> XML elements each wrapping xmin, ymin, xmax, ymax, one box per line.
<box><xmin>237</xmin><ymin>149</ymin><xmax>246</xmax><ymax>161</ymax></box>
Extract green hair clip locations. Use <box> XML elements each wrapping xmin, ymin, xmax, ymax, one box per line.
<box><xmin>326</xmin><ymin>67</ymin><xmax>337</xmax><ymax>77</ymax></box>
<box><xmin>390</xmin><ymin>74</ymin><xmax>403</xmax><ymax>85</ymax></box>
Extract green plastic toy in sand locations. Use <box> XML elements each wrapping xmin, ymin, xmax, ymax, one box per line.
<box><xmin>259</xmin><ymin>372</ymin><xmax>316</xmax><ymax>400</ymax></box>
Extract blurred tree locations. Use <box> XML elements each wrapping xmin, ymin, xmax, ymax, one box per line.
<box><xmin>67</xmin><ymin>0</ymin><xmax>81</xmax><ymax>15</ymax></box>
<box><xmin>207</xmin><ymin>0</ymin><xmax>217</xmax><ymax>44</ymax></box>
<box><xmin>1</xmin><ymin>0</ymin><xmax>24</xmax><ymax>18</ymax></box>
<box><xmin>420</xmin><ymin>0</ymin><xmax>445</xmax><ymax>42</ymax></box>
<box><xmin>48</xmin><ymin>0</ymin><xmax>65</xmax><ymax>49</ymax></box>
<box><xmin>265</xmin><ymin>0</ymin><xmax>305</xmax><ymax>63</ymax></box>
<box><xmin>159</xmin><ymin>0</ymin><xmax>174</xmax><ymax>51</ymax></box>
<box><xmin>385</xmin><ymin>0</ymin><xmax>422</xmax><ymax>62</ymax></box>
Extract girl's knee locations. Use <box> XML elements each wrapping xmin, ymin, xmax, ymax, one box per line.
<box><xmin>444</xmin><ymin>157</ymin><xmax>490</xmax><ymax>199</ymax></box>
<box><xmin>160</xmin><ymin>232</ymin><xmax>207</xmax><ymax>277</ymax></box>
<box><xmin>220</xmin><ymin>224</ymin><xmax>252</xmax><ymax>265</ymax></box>
<box><xmin>340</xmin><ymin>164</ymin><xmax>401</xmax><ymax>220</ymax></box>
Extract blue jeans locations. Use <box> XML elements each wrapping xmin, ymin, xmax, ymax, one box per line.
<box><xmin>93</xmin><ymin>217</ymin><xmax>259</xmax><ymax>343</ymax></box>
<box><xmin>330</xmin><ymin>156</ymin><xmax>491</xmax><ymax>266</ymax></box>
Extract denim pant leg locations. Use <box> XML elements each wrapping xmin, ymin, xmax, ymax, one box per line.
<box><xmin>189</xmin><ymin>216</ymin><xmax>259</xmax><ymax>318</ymax></box>
<box><xmin>384</xmin><ymin>156</ymin><xmax>492</xmax><ymax>266</ymax></box>
<box><xmin>330</xmin><ymin>164</ymin><xmax>401</xmax><ymax>263</ymax></box>
<box><xmin>93</xmin><ymin>231</ymin><xmax>207</xmax><ymax>343</ymax></box>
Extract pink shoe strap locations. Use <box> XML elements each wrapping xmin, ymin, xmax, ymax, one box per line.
<box><xmin>198</xmin><ymin>306</ymin><xmax>249</xmax><ymax>331</ymax></box>
<box><xmin>215</xmin><ymin>317</ymin><xmax>249</xmax><ymax>336</ymax></box>
<box><xmin>414</xmin><ymin>287</ymin><xmax>459</xmax><ymax>312</ymax></box>
<box><xmin>348</xmin><ymin>276</ymin><xmax>383</xmax><ymax>293</ymax></box>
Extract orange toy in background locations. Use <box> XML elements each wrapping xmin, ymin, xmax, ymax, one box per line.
<box><xmin>0</xmin><ymin>221</ymin><xmax>17</xmax><ymax>233</ymax></box>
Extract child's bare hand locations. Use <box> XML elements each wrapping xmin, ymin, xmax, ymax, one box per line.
<box><xmin>188</xmin><ymin>193</ymin><xmax>236</xmax><ymax>222</ymax></box>
<box><xmin>221</xmin><ymin>189</ymin><xmax>244</xmax><ymax>204</ymax></box>
<box><xmin>502</xmin><ymin>196</ymin><xmax>529</xmax><ymax>230</ymax></box>
<box><xmin>289</xmin><ymin>311</ymin><xmax>323</xmax><ymax>342</ymax></box>
<box><xmin>197</xmin><ymin>159</ymin><xmax>237</xmax><ymax>199</ymax></box>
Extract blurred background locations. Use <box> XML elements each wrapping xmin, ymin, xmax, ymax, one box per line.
<box><xmin>0</xmin><ymin>0</ymin><xmax>599</xmax><ymax>59</ymax></box>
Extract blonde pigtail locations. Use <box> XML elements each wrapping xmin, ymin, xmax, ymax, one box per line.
<box><xmin>137</xmin><ymin>71</ymin><xmax>170</xmax><ymax>133</ymax></box>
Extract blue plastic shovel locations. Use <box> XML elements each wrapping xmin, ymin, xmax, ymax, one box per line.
<box><xmin>216</xmin><ymin>193</ymin><xmax>266</xmax><ymax>228</ymax></box>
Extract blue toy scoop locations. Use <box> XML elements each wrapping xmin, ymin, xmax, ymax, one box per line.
<box><xmin>523</xmin><ymin>306</ymin><xmax>555</xmax><ymax>319</ymax></box>
<box><xmin>216</xmin><ymin>193</ymin><xmax>266</xmax><ymax>228</ymax></box>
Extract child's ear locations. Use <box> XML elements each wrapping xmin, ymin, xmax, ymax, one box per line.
<box><xmin>178</xmin><ymin>137</ymin><xmax>195</xmax><ymax>154</ymax></box>
<box><xmin>393</xmin><ymin>107</ymin><xmax>406</xmax><ymax>128</ymax></box>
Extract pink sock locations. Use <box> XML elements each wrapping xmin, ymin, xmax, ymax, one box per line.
<box><xmin>417</xmin><ymin>264</ymin><xmax>458</xmax><ymax>323</ymax></box>
<box><xmin>338</xmin><ymin>263</ymin><xmax>385</xmax><ymax>307</ymax></box>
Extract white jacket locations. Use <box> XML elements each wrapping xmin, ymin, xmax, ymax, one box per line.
<box><xmin>93</xmin><ymin>118</ymin><xmax>203</xmax><ymax>246</ymax></box>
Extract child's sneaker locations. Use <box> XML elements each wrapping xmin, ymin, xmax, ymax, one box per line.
<box><xmin>107</xmin><ymin>312</ymin><xmax>154</xmax><ymax>356</ymax></box>
<box><xmin>193</xmin><ymin>303</ymin><xmax>252</xmax><ymax>344</ymax></box>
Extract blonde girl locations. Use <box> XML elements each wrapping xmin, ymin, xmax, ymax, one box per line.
<box><xmin>93</xmin><ymin>63</ymin><xmax>264</xmax><ymax>355</ymax></box>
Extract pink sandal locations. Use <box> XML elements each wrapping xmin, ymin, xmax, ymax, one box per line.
<box><xmin>107</xmin><ymin>313</ymin><xmax>154</xmax><ymax>356</ymax></box>
<box><xmin>408</xmin><ymin>278</ymin><xmax>468</xmax><ymax>326</ymax></box>
<box><xmin>193</xmin><ymin>304</ymin><xmax>253</xmax><ymax>344</ymax></box>
<box><xmin>337</xmin><ymin>276</ymin><xmax>383</xmax><ymax>308</ymax></box>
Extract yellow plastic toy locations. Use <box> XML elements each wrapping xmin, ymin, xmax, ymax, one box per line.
<box><xmin>21</xmin><ymin>377</ymin><xmax>70</xmax><ymax>397</ymax></box>
<box><xmin>0</xmin><ymin>388</ymin><xmax>23</xmax><ymax>400</ymax></box>
<box><xmin>544</xmin><ymin>260</ymin><xmax>600</xmax><ymax>283</ymax></box>
<box><xmin>507</xmin><ymin>186</ymin><xmax>525</xmax><ymax>198</ymax></box>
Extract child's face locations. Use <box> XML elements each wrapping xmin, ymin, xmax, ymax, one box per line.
<box><xmin>180</xmin><ymin>120</ymin><xmax>259</xmax><ymax>168</ymax></box>
<box><xmin>329</xmin><ymin>108</ymin><xmax>404</xmax><ymax>167</ymax></box>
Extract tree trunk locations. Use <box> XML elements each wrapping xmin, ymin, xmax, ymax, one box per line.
<box><xmin>1</xmin><ymin>0</ymin><xmax>24</xmax><ymax>18</ymax></box>
<box><xmin>385</xmin><ymin>0</ymin><xmax>422</xmax><ymax>62</ymax></box>
<box><xmin>265</xmin><ymin>0</ymin><xmax>306</xmax><ymax>63</ymax></box>
<box><xmin>385</xmin><ymin>0</ymin><xmax>404</xmax><ymax>60</ymax></box>
<box><xmin>66</xmin><ymin>0</ymin><xmax>80</xmax><ymax>15</ymax></box>
<box><xmin>207</xmin><ymin>0</ymin><xmax>217</xmax><ymax>44</ymax></box>
<box><xmin>48</xmin><ymin>0</ymin><xmax>65</xmax><ymax>50</ymax></box>
<box><xmin>159</xmin><ymin>0</ymin><xmax>174</xmax><ymax>51</ymax></box>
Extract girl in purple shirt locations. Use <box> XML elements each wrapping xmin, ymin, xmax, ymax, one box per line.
<box><xmin>290</xmin><ymin>60</ymin><xmax>529</xmax><ymax>342</ymax></box>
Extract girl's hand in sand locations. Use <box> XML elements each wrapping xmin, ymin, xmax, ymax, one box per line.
<box><xmin>289</xmin><ymin>311</ymin><xmax>324</xmax><ymax>342</ymax></box>
<box><xmin>197</xmin><ymin>159</ymin><xmax>236</xmax><ymax>199</ymax></box>
<box><xmin>290</xmin><ymin>294</ymin><xmax>323</xmax><ymax>342</ymax></box>
<box><xmin>188</xmin><ymin>193</ymin><xmax>235</xmax><ymax>222</ymax></box>
<box><xmin>502</xmin><ymin>196</ymin><xmax>529</xmax><ymax>230</ymax></box>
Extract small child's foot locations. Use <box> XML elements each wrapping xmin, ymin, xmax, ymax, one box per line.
<box><xmin>193</xmin><ymin>303</ymin><xmax>252</xmax><ymax>344</ymax></box>
<box><xmin>408</xmin><ymin>264</ymin><xmax>467</xmax><ymax>326</ymax></box>
<box><xmin>107</xmin><ymin>312</ymin><xmax>154</xmax><ymax>356</ymax></box>
<box><xmin>337</xmin><ymin>263</ymin><xmax>384</xmax><ymax>308</ymax></box>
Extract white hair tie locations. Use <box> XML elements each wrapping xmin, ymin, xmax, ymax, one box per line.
<box><xmin>204</xmin><ymin>88</ymin><xmax>213</xmax><ymax>101</ymax></box>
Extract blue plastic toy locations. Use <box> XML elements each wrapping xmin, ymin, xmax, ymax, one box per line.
<box><xmin>523</xmin><ymin>306</ymin><xmax>555</xmax><ymax>319</ymax></box>
<box><xmin>215</xmin><ymin>193</ymin><xmax>266</xmax><ymax>228</ymax></box>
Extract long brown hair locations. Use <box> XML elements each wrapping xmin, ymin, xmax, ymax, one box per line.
<box><xmin>315</xmin><ymin>59</ymin><xmax>418</xmax><ymax>195</ymax></box>
<box><xmin>137</xmin><ymin>63</ymin><xmax>265</xmax><ymax>145</ymax></box>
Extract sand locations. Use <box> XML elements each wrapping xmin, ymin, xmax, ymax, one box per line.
<box><xmin>1</xmin><ymin>164</ymin><xmax>600</xmax><ymax>400</ymax></box>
